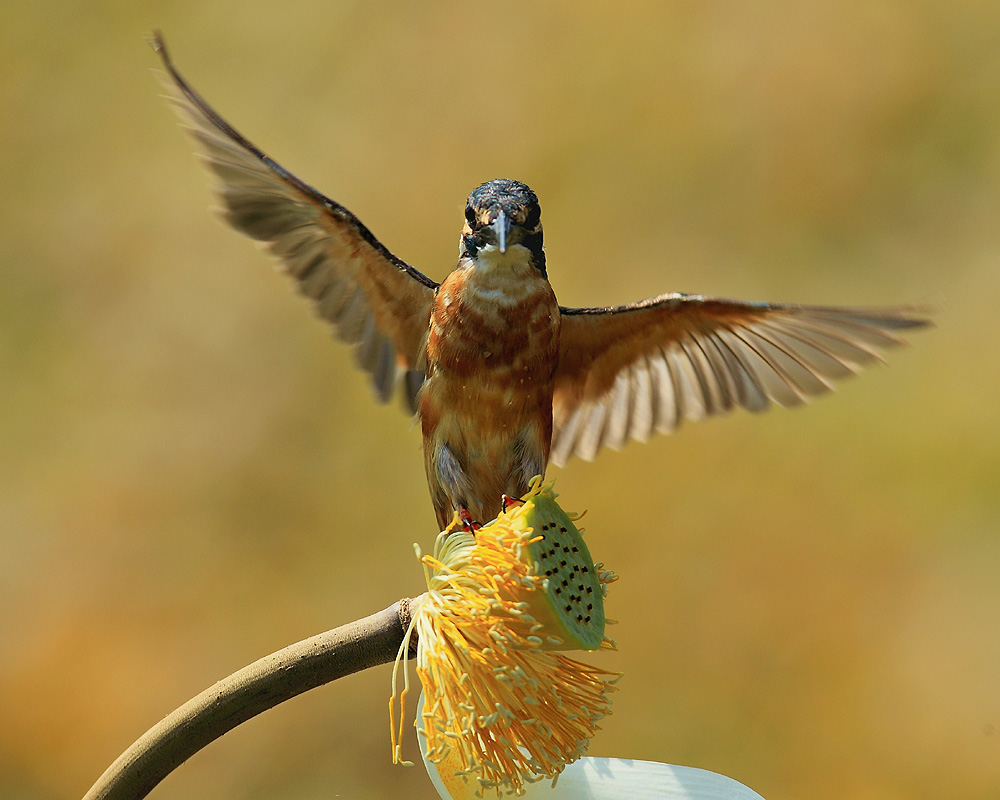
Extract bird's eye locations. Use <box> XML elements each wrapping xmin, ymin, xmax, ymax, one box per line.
<box><xmin>524</xmin><ymin>204</ymin><xmax>541</xmax><ymax>230</ymax></box>
<box><xmin>465</xmin><ymin>205</ymin><xmax>477</xmax><ymax>225</ymax></box>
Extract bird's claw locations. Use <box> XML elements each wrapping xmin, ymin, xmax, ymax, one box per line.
<box><xmin>458</xmin><ymin>507</ymin><xmax>482</xmax><ymax>531</ymax></box>
<box><xmin>501</xmin><ymin>494</ymin><xmax>524</xmax><ymax>512</ymax></box>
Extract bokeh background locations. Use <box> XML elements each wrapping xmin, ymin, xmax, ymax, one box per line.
<box><xmin>2</xmin><ymin>2</ymin><xmax>998</xmax><ymax>799</ymax></box>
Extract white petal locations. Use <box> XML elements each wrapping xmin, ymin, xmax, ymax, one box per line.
<box><xmin>520</xmin><ymin>758</ymin><xmax>764</xmax><ymax>800</ymax></box>
<box><xmin>418</xmin><ymin>694</ymin><xmax>764</xmax><ymax>800</ymax></box>
<box><xmin>425</xmin><ymin>755</ymin><xmax>765</xmax><ymax>800</ymax></box>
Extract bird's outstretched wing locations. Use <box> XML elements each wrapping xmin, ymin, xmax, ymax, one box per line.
<box><xmin>152</xmin><ymin>34</ymin><xmax>436</xmax><ymax>411</ymax></box>
<box><xmin>551</xmin><ymin>294</ymin><xmax>931</xmax><ymax>465</ymax></box>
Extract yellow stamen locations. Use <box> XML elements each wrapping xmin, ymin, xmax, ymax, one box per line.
<box><xmin>392</xmin><ymin>479</ymin><xmax>620</xmax><ymax>796</ymax></box>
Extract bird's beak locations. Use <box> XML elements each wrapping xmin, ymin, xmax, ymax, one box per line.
<box><xmin>492</xmin><ymin>209</ymin><xmax>511</xmax><ymax>254</ymax></box>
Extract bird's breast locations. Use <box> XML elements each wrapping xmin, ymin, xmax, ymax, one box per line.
<box><xmin>420</xmin><ymin>269</ymin><xmax>560</xmax><ymax>434</ymax></box>
<box><xmin>427</xmin><ymin>270</ymin><xmax>559</xmax><ymax>380</ymax></box>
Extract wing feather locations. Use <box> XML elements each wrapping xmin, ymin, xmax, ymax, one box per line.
<box><xmin>552</xmin><ymin>293</ymin><xmax>931</xmax><ymax>465</ymax></box>
<box><xmin>153</xmin><ymin>35</ymin><xmax>436</xmax><ymax>412</ymax></box>
<box><xmin>650</xmin><ymin>350</ymin><xmax>681</xmax><ymax>432</ymax></box>
<box><xmin>628</xmin><ymin>360</ymin><xmax>655</xmax><ymax>443</ymax></box>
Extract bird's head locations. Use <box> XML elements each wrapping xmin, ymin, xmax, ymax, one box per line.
<box><xmin>459</xmin><ymin>179</ymin><xmax>547</xmax><ymax>277</ymax></box>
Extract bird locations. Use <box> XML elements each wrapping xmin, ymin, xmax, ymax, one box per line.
<box><xmin>152</xmin><ymin>35</ymin><xmax>931</xmax><ymax>531</ymax></box>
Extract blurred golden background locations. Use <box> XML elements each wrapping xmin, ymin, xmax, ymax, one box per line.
<box><xmin>2</xmin><ymin>2</ymin><xmax>997</xmax><ymax>798</ymax></box>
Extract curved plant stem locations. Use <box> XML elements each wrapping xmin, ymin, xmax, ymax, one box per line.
<box><xmin>82</xmin><ymin>598</ymin><xmax>415</xmax><ymax>800</ymax></box>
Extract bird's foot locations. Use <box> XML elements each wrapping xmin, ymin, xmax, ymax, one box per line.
<box><xmin>458</xmin><ymin>507</ymin><xmax>482</xmax><ymax>532</ymax></box>
<box><xmin>501</xmin><ymin>494</ymin><xmax>524</xmax><ymax>512</ymax></box>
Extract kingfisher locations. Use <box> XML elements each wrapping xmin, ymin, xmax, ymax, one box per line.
<box><xmin>152</xmin><ymin>35</ymin><xmax>930</xmax><ymax>530</ymax></box>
